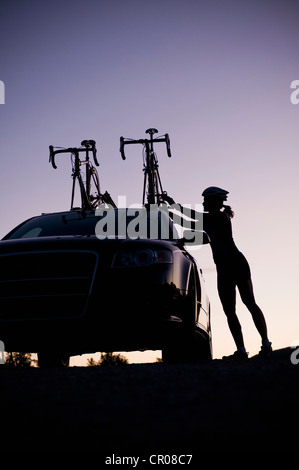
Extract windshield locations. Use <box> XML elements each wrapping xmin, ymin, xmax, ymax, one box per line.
<box><xmin>4</xmin><ymin>208</ymin><xmax>179</xmax><ymax>241</ymax></box>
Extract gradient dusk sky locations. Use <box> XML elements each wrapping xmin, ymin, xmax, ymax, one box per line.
<box><xmin>0</xmin><ymin>0</ymin><xmax>298</xmax><ymax>362</ymax></box>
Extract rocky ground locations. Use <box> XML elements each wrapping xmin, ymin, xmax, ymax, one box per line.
<box><xmin>0</xmin><ymin>347</ymin><xmax>298</xmax><ymax>455</ymax></box>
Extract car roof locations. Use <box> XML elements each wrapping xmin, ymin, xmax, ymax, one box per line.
<box><xmin>3</xmin><ymin>206</ymin><xmax>179</xmax><ymax>241</ymax></box>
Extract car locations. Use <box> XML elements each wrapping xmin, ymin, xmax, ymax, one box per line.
<box><xmin>0</xmin><ymin>206</ymin><xmax>212</xmax><ymax>366</ymax></box>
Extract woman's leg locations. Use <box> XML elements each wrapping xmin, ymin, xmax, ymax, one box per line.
<box><xmin>237</xmin><ymin>278</ymin><xmax>268</xmax><ymax>341</ymax></box>
<box><xmin>217</xmin><ymin>274</ymin><xmax>245</xmax><ymax>349</ymax></box>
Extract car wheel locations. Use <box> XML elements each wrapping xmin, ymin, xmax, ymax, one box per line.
<box><xmin>162</xmin><ymin>328</ymin><xmax>212</xmax><ymax>363</ymax></box>
<box><xmin>37</xmin><ymin>351</ymin><xmax>70</xmax><ymax>368</ymax></box>
<box><xmin>162</xmin><ymin>272</ymin><xmax>212</xmax><ymax>363</ymax></box>
<box><xmin>193</xmin><ymin>332</ymin><xmax>212</xmax><ymax>361</ymax></box>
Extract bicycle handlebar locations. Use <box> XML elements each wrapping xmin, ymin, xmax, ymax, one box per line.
<box><xmin>49</xmin><ymin>139</ymin><xmax>99</xmax><ymax>169</ymax></box>
<box><xmin>164</xmin><ymin>133</ymin><xmax>171</xmax><ymax>158</ymax></box>
<box><xmin>119</xmin><ymin>136</ymin><xmax>126</xmax><ymax>160</ymax></box>
<box><xmin>119</xmin><ymin>131</ymin><xmax>172</xmax><ymax>160</ymax></box>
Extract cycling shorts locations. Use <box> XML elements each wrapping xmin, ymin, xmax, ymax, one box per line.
<box><xmin>216</xmin><ymin>251</ymin><xmax>251</xmax><ymax>283</ymax></box>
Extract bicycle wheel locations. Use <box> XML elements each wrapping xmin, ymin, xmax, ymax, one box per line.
<box><xmin>71</xmin><ymin>174</ymin><xmax>89</xmax><ymax>210</ymax></box>
<box><xmin>88</xmin><ymin>166</ymin><xmax>101</xmax><ymax>208</ymax></box>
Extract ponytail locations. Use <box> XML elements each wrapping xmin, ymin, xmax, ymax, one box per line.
<box><xmin>223</xmin><ymin>204</ymin><xmax>234</xmax><ymax>218</ymax></box>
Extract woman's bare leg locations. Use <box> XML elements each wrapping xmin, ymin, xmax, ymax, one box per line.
<box><xmin>217</xmin><ymin>275</ymin><xmax>245</xmax><ymax>349</ymax></box>
<box><xmin>238</xmin><ymin>278</ymin><xmax>268</xmax><ymax>341</ymax></box>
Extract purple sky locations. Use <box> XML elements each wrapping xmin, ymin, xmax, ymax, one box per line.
<box><xmin>0</xmin><ymin>0</ymin><xmax>299</xmax><ymax>361</ymax></box>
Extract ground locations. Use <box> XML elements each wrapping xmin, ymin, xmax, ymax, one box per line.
<box><xmin>0</xmin><ymin>347</ymin><xmax>298</xmax><ymax>453</ymax></box>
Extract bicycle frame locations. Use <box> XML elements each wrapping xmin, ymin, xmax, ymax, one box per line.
<box><xmin>120</xmin><ymin>128</ymin><xmax>172</xmax><ymax>206</ymax></box>
<box><xmin>49</xmin><ymin>140</ymin><xmax>116</xmax><ymax>211</ymax></box>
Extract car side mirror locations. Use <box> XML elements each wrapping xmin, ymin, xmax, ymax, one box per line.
<box><xmin>181</xmin><ymin>230</ymin><xmax>210</xmax><ymax>246</ymax></box>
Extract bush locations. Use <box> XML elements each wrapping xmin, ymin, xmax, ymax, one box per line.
<box><xmin>87</xmin><ymin>352</ymin><xmax>128</xmax><ymax>366</ymax></box>
<box><xmin>5</xmin><ymin>352</ymin><xmax>36</xmax><ymax>368</ymax></box>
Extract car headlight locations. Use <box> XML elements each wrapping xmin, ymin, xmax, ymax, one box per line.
<box><xmin>112</xmin><ymin>249</ymin><xmax>173</xmax><ymax>268</ymax></box>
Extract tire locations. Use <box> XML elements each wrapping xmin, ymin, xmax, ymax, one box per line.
<box><xmin>89</xmin><ymin>167</ymin><xmax>101</xmax><ymax>207</ymax></box>
<box><xmin>162</xmin><ymin>333</ymin><xmax>183</xmax><ymax>363</ymax></box>
<box><xmin>193</xmin><ymin>331</ymin><xmax>212</xmax><ymax>361</ymax></box>
<box><xmin>37</xmin><ymin>351</ymin><xmax>70</xmax><ymax>368</ymax></box>
<box><xmin>162</xmin><ymin>270</ymin><xmax>212</xmax><ymax>363</ymax></box>
<box><xmin>162</xmin><ymin>330</ymin><xmax>212</xmax><ymax>363</ymax></box>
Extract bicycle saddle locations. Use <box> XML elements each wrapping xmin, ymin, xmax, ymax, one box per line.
<box><xmin>145</xmin><ymin>128</ymin><xmax>158</xmax><ymax>136</ymax></box>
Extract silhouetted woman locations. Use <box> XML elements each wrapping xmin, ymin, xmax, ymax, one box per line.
<box><xmin>165</xmin><ymin>187</ymin><xmax>272</xmax><ymax>360</ymax></box>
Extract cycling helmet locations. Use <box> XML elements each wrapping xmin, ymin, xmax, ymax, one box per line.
<box><xmin>202</xmin><ymin>186</ymin><xmax>229</xmax><ymax>199</ymax></box>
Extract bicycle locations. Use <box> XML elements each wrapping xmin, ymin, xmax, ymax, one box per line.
<box><xmin>119</xmin><ymin>128</ymin><xmax>172</xmax><ymax>206</ymax></box>
<box><xmin>49</xmin><ymin>139</ymin><xmax>116</xmax><ymax>211</ymax></box>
